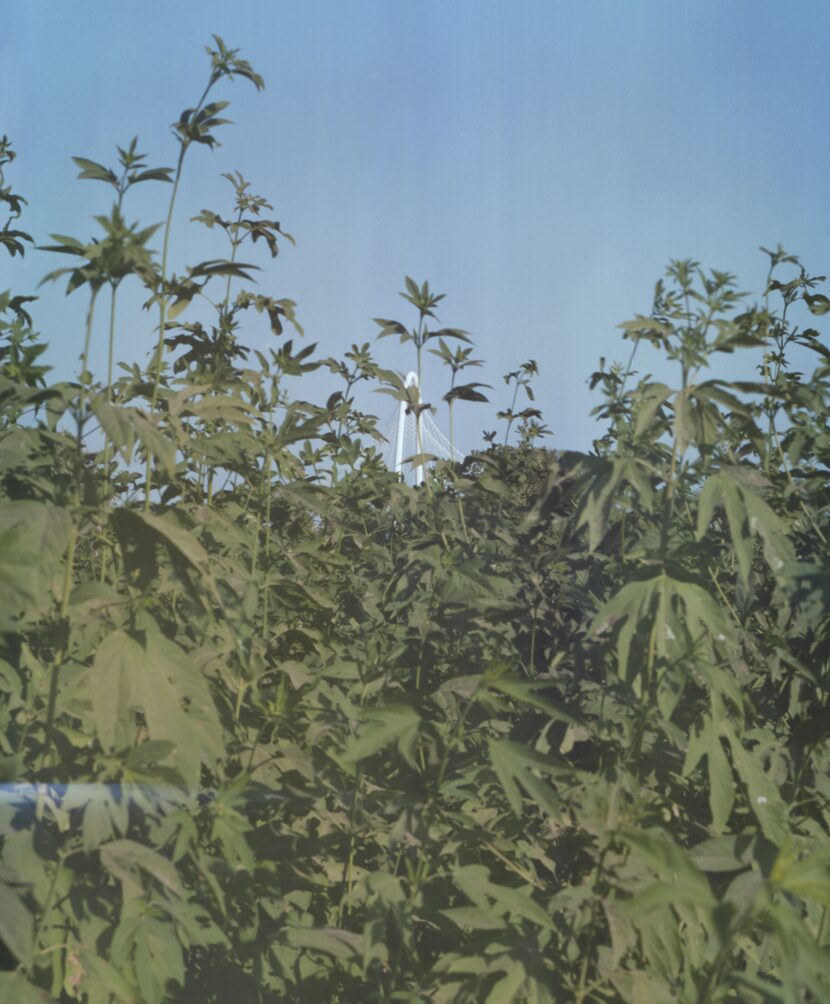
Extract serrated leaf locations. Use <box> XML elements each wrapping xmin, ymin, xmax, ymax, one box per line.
<box><xmin>488</xmin><ymin>739</ymin><xmax>561</xmax><ymax>817</ymax></box>
<box><xmin>454</xmin><ymin>864</ymin><xmax>554</xmax><ymax>930</ymax></box>
<box><xmin>136</xmin><ymin>918</ymin><xmax>185</xmax><ymax>1000</ymax></box>
<box><xmin>620</xmin><ymin>829</ymin><xmax>715</xmax><ymax>910</ymax></box>
<box><xmin>72</xmin><ymin>156</ymin><xmax>118</xmax><ymax>185</ymax></box>
<box><xmin>697</xmin><ymin>469</ymin><xmax>794</xmax><ymax>583</ymax></box>
<box><xmin>590</xmin><ymin>576</ymin><xmax>660</xmax><ymax>684</ymax></box>
<box><xmin>341</xmin><ymin>704</ymin><xmax>421</xmax><ymax>769</ymax></box>
<box><xmin>486</xmin><ymin>677</ymin><xmax>585</xmax><ymax>726</ymax></box>
<box><xmin>92</xmin><ymin>399</ymin><xmax>136</xmax><ymax>461</ymax></box>
<box><xmin>635</xmin><ymin>382</ymin><xmax>672</xmax><ymax>436</ymax></box>
<box><xmin>129</xmin><ymin>167</ymin><xmax>174</xmax><ymax>184</ymax></box>
<box><xmin>132</xmin><ymin>412</ymin><xmax>176</xmax><ymax>475</ymax></box>
<box><xmin>574</xmin><ymin>455</ymin><xmax>654</xmax><ymax>551</ymax></box>
<box><xmin>704</xmin><ymin>723</ymin><xmax>734</xmax><ymax>832</ymax></box>
<box><xmin>100</xmin><ymin>839</ymin><xmax>184</xmax><ymax>897</ymax></box>
<box><xmin>90</xmin><ymin>630</ymin><xmax>143</xmax><ymax>751</ymax></box>
<box><xmin>725</xmin><ymin>730</ymin><xmax>789</xmax><ymax>845</ymax></box>
<box><xmin>79</xmin><ymin>948</ymin><xmax>139</xmax><ymax>1003</ymax></box>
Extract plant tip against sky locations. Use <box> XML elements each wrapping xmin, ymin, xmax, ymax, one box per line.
<box><xmin>4</xmin><ymin>0</ymin><xmax>830</xmax><ymax>453</ymax></box>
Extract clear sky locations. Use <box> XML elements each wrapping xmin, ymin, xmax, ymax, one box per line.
<box><xmin>4</xmin><ymin>1</ymin><xmax>830</xmax><ymax>454</ymax></box>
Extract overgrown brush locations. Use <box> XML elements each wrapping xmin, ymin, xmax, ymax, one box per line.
<box><xmin>1</xmin><ymin>38</ymin><xmax>829</xmax><ymax>1004</ymax></box>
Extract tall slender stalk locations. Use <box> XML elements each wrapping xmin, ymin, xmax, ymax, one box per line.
<box><xmin>106</xmin><ymin>281</ymin><xmax>118</xmax><ymax>396</ymax></box>
<box><xmin>80</xmin><ymin>287</ymin><xmax>100</xmax><ymax>385</ymax></box>
<box><xmin>144</xmin><ymin>78</ymin><xmax>215</xmax><ymax>509</ymax></box>
<box><xmin>223</xmin><ymin>206</ymin><xmax>244</xmax><ymax>310</ymax></box>
<box><xmin>503</xmin><ymin>378</ymin><xmax>521</xmax><ymax>447</ymax></box>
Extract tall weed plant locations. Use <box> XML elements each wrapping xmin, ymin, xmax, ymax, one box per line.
<box><xmin>1</xmin><ymin>39</ymin><xmax>829</xmax><ymax>1004</ymax></box>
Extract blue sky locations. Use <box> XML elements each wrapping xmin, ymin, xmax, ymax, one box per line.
<box><xmin>4</xmin><ymin>1</ymin><xmax>830</xmax><ymax>454</ymax></box>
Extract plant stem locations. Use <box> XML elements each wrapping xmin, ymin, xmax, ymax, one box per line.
<box><xmin>144</xmin><ymin>73</ymin><xmax>215</xmax><ymax>508</ymax></box>
<box><xmin>817</xmin><ymin>904</ymin><xmax>828</xmax><ymax>945</ymax></box>
<box><xmin>97</xmin><ymin>281</ymin><xmax>120</xmax><ymax>581</ymax></box>
<box><xmin>151</xmin><ymin>142</ymin><xmax>186</xmax><ymax>394</ymax></box>
<box><xmin>29</xmin><ymin>855</ymin><xmax>65</xmax><ymax>964</ymax></box>
<box><xmin>80</xmin><ymin>287</ymin><xmax>100</xmax><ymax>382</ymax></box>
<box><xmin>504</xmin><ymin>379</ymin><xmax>520</xmax><ymax>446</ymax></box>
<box><xmin>223</xmin><ymin>206</ymin><xmax>244</xmax><ymax>310</ymax></box>
<box><xmin>144</xmin><ymin>142</ymin><xmax>186</xmax><ymax>510</ymax></box>
<box><xmin>106</xmin><ymin>281</ymin><xmax>118</xmax><ymax>396</ymax></box>
<box><xmin>261</xmin><ymin>451</ymin><xmax>273</xmax><ymax>639</ymax></box>
<box><xmin>42</xmin><ymin>525</ymin><xmax>78</xmax><ymax>769</ymax></box>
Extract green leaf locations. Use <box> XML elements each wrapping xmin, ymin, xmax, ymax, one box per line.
<box><xmin>167</xmin><ymin>292</ymin><xmax>193</xmax><ymax>320</ymax></box>
<box><xmin>134</xmin><ymin>917</ymin><xmax>185</xmax><ymax>1003</ymax></box>
<box><xmin>573</xmin><ymin>455</ymin><xmax>654</xmax><ymax>551</ymax></box>
<box><xmin>722</xmin><ymin>479</ymin><xmax>752</xmax><ymax>586</ymax></box>
<box><xmin>696</xmin><ymin>469</ymin><xmax>794</xmax><ymax>583</ymax></box>
<box><xmin>373</xmin><ymin>317</ymin><xmax>408</xmax><ymax>340</ymax></box>
<box><xmin>635</xmin><ymin>382</ymin><xmax>672</xmax><ymax>436</ymax></box>
<box><xmin>453</xmin><ymin>864</ymin><xmax>554</xmax><ymax>931</ymax></box>
<box><xmin>730</xmin><ymin>972</ymin><xmax>786</xmax><ymax>1002</ymax></box>
<box><xmin>724</xmin><ymin>729</ymin><xmax>789</xmax><ymax>845</ymax></box>
<box><xmin>488</xmin><ymin>739</ymin><xmax>561</xmax><ymax>817</ymax></box>
<box><xmin>590</xmin><ymin>576</ymin><xmax>660</xmax><ymax>684</ymax></box>
<box><xmin>485</xmin><ymin>960</ymin><xmax>527</xmax><ymax>1004</ymax></box>
<box><xmin>111</xmin><ymin>508</ymin><xmax>212</xmax><ymax>585</ymax></box>
<box><xmin>341</xmin><ymin>704</ymin><xmax>421</xmax><ymax>769</ymax></box>
<box><xmin>804</xmin><ymin>292</ymin><xmax>830</xmax><ymax>315</ymax></box>
<box><xmin>608</xmin><ymin>969</ymin><xmax>675</xmax><ymax>1003</ymax></box>
<box><xmin>445</xmin><ymin>382</ymin><xmax>490</xmax><ymax>404</ymax></box>
<box><xmin>618</xmin><ymin>314</ymin><xmax>672</xmax><ymax>344</ymax></box>
<box><xmin>772</xmin><ymin>847</ymin><xmax>830</xmax><ymax>907</ymax></box>
<box><xmin>129</xmin><ymin>167</ymin><xmax>174</xmax><ymax>184</ymax></box>
<box><xmin>100</xmin><ymin>839</ymin><xmax>185</xmax><ymax>898</ymax></box>
<box><xmin>743</xmin><ymin>489</ymin><xmax>795</xmax><ymax>573</ymax></box>
<box><xmin>92</xmin><ymin>399</ymin><xmax>136</xmax><ymax>462</ymax></box>
<box><xmin>486</xmin><ymin>677</ymin><xmax>585</xmax><ymax>727</ymax></box>
<box><xmin>0</xmin><ymin>501</ymin><xmax>71</xmax><ymax>629</ymax></box>
<box><xmin>688</xmin><ymin>835</ymin><xmax>754</xmax><ymax>873</ymax></box>
<box><xmin>72</xmin><ymin>156</ymin><xmax>118</xmax><ymax>185</ymax></box>
<box><xmin>441</xmin><ymin>907</ymin><xmax>507</xmax><ymax>931</ymax></box>
<box><xmin>620</xmin><ymin>829</ymin><xmax>715</xmax><ymax>910</ymax></box>
<box><xmin>674</xmin><ymin>386</ymin><xmax>692</xmax><ymax>453</ymax></box>
<box><xmin>143</xmin><ymin>627</ymin><xmax>223</xmax><ymax>778</ymax></box>
<box><xmin>82</xmin><ymin>796</ymin><xmax>115</xmax><ymax>853</ymax></box>
<box><xmin>90</xmin><ymin>630</ymin><xmax>143</xmax><ymax>751</ymax></box>
<box><xmin>0</xmin><ymin>882</ymin><xmax>33</xmax><ymax>965</ymax></box>
<box><xmin>78</xmin><ymin>948</ymin><xmax>139</xmax><ymax>1004</ymax></box>
<box><xmin>286</xmin><ymin>927</ymin><xmax>364</xmax><ymax>960</ymax></box>
<box><xmin>704</xmin><ymin>722</ymin><xmax>735</xmax><ymax>833</ymax></box>
<box><xmin>0</xmin><ymin>973</ymin><xmax>52</xmax><ymax>1003</ymax></box>
<box><xmin>132</xmin><ymin>412</ymin><xmax>176</xmax><ymax>475</ymax></box>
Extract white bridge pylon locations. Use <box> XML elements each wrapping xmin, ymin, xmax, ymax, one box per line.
<box><xmin>384</xmin><ymin>371</ymin><xmax>463</xmax><ymax>484</ymax></box>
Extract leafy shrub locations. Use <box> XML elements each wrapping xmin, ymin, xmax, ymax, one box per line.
<box><xmin>1</xmin><ymin>38</ymin><xmax>830</xmax><ymax>1004</ymax></box>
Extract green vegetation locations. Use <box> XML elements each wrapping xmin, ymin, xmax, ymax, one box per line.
<box><xmin>2</xmin><ymin>38</ymin><xmax>830</xmax><ymax>1003</ymax></box>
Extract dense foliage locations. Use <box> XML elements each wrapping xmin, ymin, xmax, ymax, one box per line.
<box><xmin>2</xmin><ymin>39</ymin><xmax>830</xmax><ymax>1004</ymax></box>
